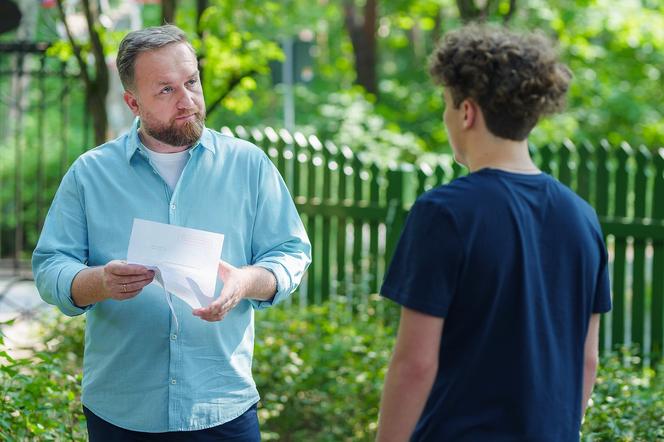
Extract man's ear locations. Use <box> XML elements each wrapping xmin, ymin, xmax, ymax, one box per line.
<box><xmin>461</xmin><ymin>99</ymin><xmax>477</xmax><ymax>130</ymax></box>
<box><xmin>123</xmin><ymin>90</ymin><xmax>140</xmax><ymax>116</ymax></box>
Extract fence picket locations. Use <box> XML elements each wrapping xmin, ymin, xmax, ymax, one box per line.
<box><xmin>651</xmin><ymin>149</ymin><xmax>664</xmax><ymax>360</ymax></box>
<box><xmin>611</xmin><ymin>143</ymin><xmax>631</xmax><ymax>349</ymax></box>
<box><xmin>320</xmin><ymin>138</ymin><xmax>334</xmax><ymax>301</ymax></box>
<box><xmin>540</xmin><ymin>143</ymin><xmax>554</xmax><ymax>176</ymax></box>
<box><xmin>559</xmin><ymin>140</ymin><xmax>573</xmax><ymax>187</ymax></box>
<box><xmin>335</xmin><ymin>146</ymin><xmax>353</xmax><ymax>297</ymax></box>
<box><xmin>632</xmin><ymin>145</ymin><xmax>650</xmax><ymax>354</ymax></box>
<box><xmin>369</xmin><ymin>163</ymin><xmax>380</xmax><ymax>294</ymax></box>
<box><xmin>352</xmin><ymin>155</ymin><xmax>365</xmax><ymax>302</ymax></box>
<box><xmin>577</xmin><ymin>141</ymin><xmax>593</xmax><ymax>203</ymax></box>
<box><xmin>305</xmin><ymin>137</ymin><xmax>322</xmax><ymax>304</ymax></box>
<box><xmin>596</xmin><ymin>140</ymin><xmax>610</xmax><ymax>350</ymax></box>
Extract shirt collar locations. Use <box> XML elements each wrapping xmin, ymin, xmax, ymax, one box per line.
<box><xmin>125</xmin><ymin>117</ymin><xmax>215</xmax><ymax>163</ymax></box>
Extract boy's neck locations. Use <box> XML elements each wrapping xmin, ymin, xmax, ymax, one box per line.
<box><xmin>464</xmin><ymin>135</ymin><xmax>539</xmax><ymax>174</ymax></box>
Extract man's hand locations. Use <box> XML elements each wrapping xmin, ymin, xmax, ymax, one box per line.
<box><xmin>193</xmin><ymin>260</ymin><xmax>247</xmax><ymax>322</ymax></box>
<box><xmin>101</xmin><ymin>260</ymin><xmax>155</xmax><ymax>300</ymax></box>
<box><xmin>192</xmin><ymin>260</ymin><xmax>278</xmax><ymax>322</ymax></box>
<box><xmin>71</xmin><ymin>260</ymin><xmax>155</xmax><ymax>307</ymax></box>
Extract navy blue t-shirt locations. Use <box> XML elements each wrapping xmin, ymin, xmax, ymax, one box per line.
<box><xmin>381</xmin><ymin>168</ymin><xmax>612</xmax><ymax>442</ymax></box>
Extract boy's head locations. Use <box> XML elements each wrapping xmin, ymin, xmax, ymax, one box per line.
<box><xmin>429</xmin><ymin>24</ymin><xmax>571</xmax><ymax>141</ymax></box>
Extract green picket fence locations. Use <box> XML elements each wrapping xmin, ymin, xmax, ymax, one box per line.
<box><xmin>1</xmin><ymin>118</ymin><xmax>662</xmax><ymax>360</ymax></box>
<box><xmin>222</xmin><ymin>126</ymin><xmax>664</xmax><ymax>361</ymax></box>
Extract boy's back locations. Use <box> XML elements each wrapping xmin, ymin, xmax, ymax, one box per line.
<box><xmin>382</xmin><ymin>168</ymin><xmax>611</xmax><ymax>440</ymax></box>
<box><xmin>376</xmin><ymin>24</ymin><xmax>611</xmax><ymax>442</ymax></box>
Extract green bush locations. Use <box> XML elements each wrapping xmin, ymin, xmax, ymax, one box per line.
<box><xmin>581</xmin><ymin>350</ymin><xmax>664</xmax><ymax>441</ymax></box>
<box><xmin>253</xmin><ymin>295</ymin><xmax>399</xmax><ymax>441</ymax></box>
<box><xmin>2</xmin><ymin>303</ymin><xmax>663</xmax><ymax>441</ymax></box>
<box><xmin>0</xmin><ymin>316</ymin><xmax>86</xmax><ymax>441</ymax></box>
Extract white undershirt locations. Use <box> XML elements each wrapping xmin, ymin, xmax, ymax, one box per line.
<box><xmin>145</xmin><ymin>148</ymin><xmax>190</xmax><ymax>192</ymax></box>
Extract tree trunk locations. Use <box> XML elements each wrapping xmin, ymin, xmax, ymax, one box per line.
<box><xmin>88</xmin><ymin>84</ymin><xmax>109</xmax><ymax>147</ymax></box>
<box><xmin>455</xmin><ymin>0</ymin><xmax>517</xmax><ymax>23</ymax></box>
<box><xmin>81</xmin><ymin>0</ymin><xmax>109</xmax><ymax>145</ymax></box>
<box><xmin>196</xmin><ymin>0</ymin><xmax>208</xmax><ymax>36</ymax></box>
<box><xmin>162</xmin><ymin>0</ymin><xmax>177</xmax><ymax>24</ymax></box>
<box><xmin>56</xmin><ymin>0</ymin><xmax>109</xmax><ymax>145</ymax></box>
<box><xmin>343</xmin><ymin>0</ymin><xmax>378</xmax><ymax>97</ymax></box>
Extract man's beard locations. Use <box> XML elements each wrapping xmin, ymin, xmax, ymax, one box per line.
<box><xmin>143</xmin><ymin>112</ymin><xmax>205</xmax><ymax>147</ymax></box>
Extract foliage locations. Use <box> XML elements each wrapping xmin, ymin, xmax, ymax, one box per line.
<box><xmin>253</xmin><ymin>295</ymin><xmax>398</xmax><ymax>441</ymax></box>
<box><xmin>0</xmin><ymin>65</ymin><xmax>90</xmax><ymax>257</ymax></box>
<box><xmin>581</xmin><ymin>349</ymin><xmax>664</xmax><ymax>441</ymax></box>
<box><xmin>207</xmin><ymin>0</ymin><xmax>664</xmax><ymax>154</ymax></box>
<box><xmin>304</xmin><ymin>88</ymin><xmax>427</xmax><ymax>165</ymax></box>
<box><xmin>0</xmin><ymin>316</ymin><xmax>86</xmax><ymax>441</ymax></box>
<box><xmin>193</xmin><ymin>2</ymin><xmax>285</xmax><ymax>116</ymax></box>
<box><xmin>1</xmin><ymin>305</ymin><xmax>664</xmax><ymax>440</ymax></box>
<box><xmin>515</xmin><ymin>0</ymin><xmax>664</xmax><ymax>149</ymax></box>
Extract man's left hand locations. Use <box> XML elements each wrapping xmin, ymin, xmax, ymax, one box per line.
<box><xmin>192</xmin><ymin>260</ymin><xmax>246</xmax><ymax>322</ymax></box>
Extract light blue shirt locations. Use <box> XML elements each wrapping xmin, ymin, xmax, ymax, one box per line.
<box><xmin>32</xmin><ymin>119</ymin><xmax>311</xmax><ymax>432</ymax></box>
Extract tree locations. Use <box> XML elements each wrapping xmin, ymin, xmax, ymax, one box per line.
<box><xmin>456</xmin><ymin>0</ymin><xmax>517</xmax><ymax>22</ymax></box>
<box><xmin>55</xmin><ymin>0</ymin><xmax>108</xmax><ymax>146</ymax></box>
<box><xmin>162</xmin><ymin>0</ymin><xmax>176</xmax><ymax>24</ymax></box>
<box><xmin>343</xmin><ymin>0</ymin><xmax>379</xmax><ymax>96</ymax></box>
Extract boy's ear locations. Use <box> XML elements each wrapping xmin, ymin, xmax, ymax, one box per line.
<box><xmin>462</xmin><ymin>99</ymin><xmax>477</xmax><ymax>130</ymax></box>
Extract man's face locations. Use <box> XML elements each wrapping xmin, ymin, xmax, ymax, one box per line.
<box><xmin>125</xmin><ymin>43</ymin><xmax>206</xmax><ymax>148</ymax></box>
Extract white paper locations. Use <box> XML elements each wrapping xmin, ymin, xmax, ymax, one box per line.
<box><xmin>127</xmin><ymin>219</ymin><xmax>224</xmax><ymax>309</ymax></box>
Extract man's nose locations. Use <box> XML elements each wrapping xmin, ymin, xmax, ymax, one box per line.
<box><xmin>177</xmin><ymin>89</ymin><xmax>196</xmax><ymax>109</ymax></box>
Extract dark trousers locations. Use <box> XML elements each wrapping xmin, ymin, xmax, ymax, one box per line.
<box><xmin>83</xmin><ymin>404</ymin><xmax>261</xmax><ymax>442</ymax></box>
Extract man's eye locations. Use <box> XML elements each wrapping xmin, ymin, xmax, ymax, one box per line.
<box><xmin>161</xmin><ymin>86</ymin><xmax>173</xmax><ymax>94</ymax></box>
<box><xmin>187</xmin><ymin>79</ymin><xmax>197</xmax><ymax>86</ymax></box>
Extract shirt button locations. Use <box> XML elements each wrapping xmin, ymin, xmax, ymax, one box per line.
<box><xmin>170</xmin><ymin>203</ymin><xmax>176</xmax><ymax>210</ymax></box>
<box><xmin>171</xmin><ymin>379</ymin><xmax>177</xmax><ymax>385</ymax></box>
<box><xmin>170</xmin><ymin>334</ymin><xmax>177</xmax><ymax>340</ymax></box>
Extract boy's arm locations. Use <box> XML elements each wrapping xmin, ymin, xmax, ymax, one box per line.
<box><xmin>376</xmin><ymin>307</ymin><xmax>444</xmax><ymax>442</ymax></box>
<box><xmin>582</xmin><ymin>313</ymin><xmax>601</xmax><ymax>417</ymax></box>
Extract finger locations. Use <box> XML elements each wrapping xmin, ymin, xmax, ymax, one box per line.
<box><xmin>108</xmin><ymin>262</ymin><xmax>154</xmax><ymax>276</ymax></box>
<box><xmin>112</xmin><ymin>273</ymin><xmax>155</xmax><ymax>286</ymax></box>
<box><xmin>109</xmin><ymin>277</ymin><xmax>151</xmax><ymax>297</ymax></box>
<box><xmin>111</xmin><ymin>288</ymin><xmax>142</xmax><ymax>300</ymax></box>
<box><xmin>119</xmin><ymin>279</ymin><xmax>153</xmax><ymax>293</ymax></box>
<box><xmin>196</xmin><ymin>310</ymin><xmax>226</xmax><ymax>322</ymax></box>
<box><xmin>193</xmin><ymin>302</ymin><xmax>224</xmax><ymax>320</ymax></box>
<box><xmin>217</xmin><ymin>260</ymin><xmax>237</xmax><ymax>282</ymax></box>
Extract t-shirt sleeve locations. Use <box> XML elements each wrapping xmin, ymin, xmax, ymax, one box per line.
<box><xmin>593</xmin><ymin>239</ymin><xmax>612</xmax><ymax>314</ymax></box>
<box><xmin>380</xmin><ymin>198</ymin><xmax>463</xmax><ymax>318</ymax></box>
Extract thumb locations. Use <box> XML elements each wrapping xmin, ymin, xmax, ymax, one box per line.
<box><xmin>217</xmin><ymin>260</ymin><xmax>236</xmax><ymax>282</ymax></box>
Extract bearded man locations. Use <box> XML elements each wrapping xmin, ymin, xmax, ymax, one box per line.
<box><xmin>32</xmin><ymin>25</ymin><xmax>311</xmax><ymax>441</ymax></box>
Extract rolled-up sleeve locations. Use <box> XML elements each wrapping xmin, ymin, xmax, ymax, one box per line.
<box><xmin>32</xmin><ymin>164</ymin><xmax>91</xmax><ymax>316</ymax></box>
<box><xmin>250</xmin><ymin>156</ymin><xmax>311</xmax><ymax>309</ymax></box>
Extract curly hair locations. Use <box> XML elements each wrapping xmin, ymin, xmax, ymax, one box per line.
<box><xmin>429</xmin><ymin>24</ymin><xmax>572</xmax><ymax>141</ymax></box>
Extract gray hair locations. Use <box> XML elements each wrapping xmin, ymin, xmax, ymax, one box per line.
<box><xmin>116</xmin><ymin>24</ymin><xmax>195</xmax><ymax>91</ymax></box>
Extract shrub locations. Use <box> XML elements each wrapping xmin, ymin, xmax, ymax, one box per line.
<box><xmin>581</xmin><ymin>349</ymin><xmax>664</xmax><ymax>441</ymax></box>
<box><xmin>0</xmin><ymin>316</ymin><xmax>86</xmax><ymax>441</ymax></box>
<box><xmin>2</xmin><ymin>302</ymin><xmax>663</xmax><ymax>441</ymax></box>
<box><xmin>253</xmin><ymin>295</ymin><xmax>399</xmax><ymax>441</ymax></box>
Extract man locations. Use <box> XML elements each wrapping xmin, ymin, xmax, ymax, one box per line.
<box><xmin>376</xmin><ymin>25</ymin><xmax>611</xmax><ymax>441</ymax></box>
<box><xmin>32</xmin><ymin>25</ymin><xmax>311</xmax><ymax>441</ymax></box>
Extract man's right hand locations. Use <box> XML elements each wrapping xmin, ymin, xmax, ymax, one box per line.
<box><xmin>101</xmin><ymin>260</ymin><xmax>155</xmax><ymax>300</ymax></box>
<box><xmin>71</xmin><ymin>260</ymin><xmax>155</xmax><ymax>307</ymax></box>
